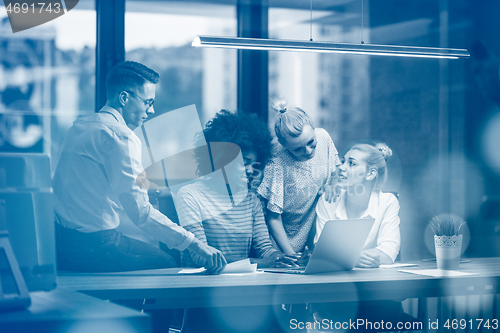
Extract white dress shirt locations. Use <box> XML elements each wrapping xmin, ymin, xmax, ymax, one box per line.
<box><xmin>315</xmin><ymin>190</ymin><xmax>401</xmax><ymax>262</ymax></box>
<box><xmin>53</xmin><ymin>106</ymin><xmax>194</xmax><ymax>251</ymax></box>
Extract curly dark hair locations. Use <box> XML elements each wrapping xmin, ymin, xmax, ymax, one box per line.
<box><xmin>196</xmin><ymin>110</ymin><xmax>272</xmax><ymax>176</ymax></box>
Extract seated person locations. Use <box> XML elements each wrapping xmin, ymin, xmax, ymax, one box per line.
<box><xmin>174</xmin><ymin>110</ymin><xmax>295</xmax><ymax>333</ymax></box>
<box><xmin>176</xmin><ymin>109</ymin><xmax>289</xmax><ymax>267</ymax></box>
<box><xmin>315</xmin><ymin>142</ymin><xmax>400</xmax><ymax>267</ymax></box>
<box><xmin>313</xmin><ymin>142</ymin><xmax>411</xmax><ymax>329</ymax></box>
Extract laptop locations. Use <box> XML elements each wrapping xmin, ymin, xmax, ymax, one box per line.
<box><xmin>263</xmin><ymin>218</ymin><xmax>375</xmax><ymax>274</ymax></box>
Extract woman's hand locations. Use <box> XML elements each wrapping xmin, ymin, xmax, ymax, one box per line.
<box><xmin>356</xmin><ymin>249</ymin><xmax>381</xmax><ymax>268</ymax></box>
<box><xmin>272</xmin><ymin>252</ymin><xmax>299</xmax><ymax>268</ymax></box>
<box><xmin>296</xmin><ymin>246</ymin><xmax>312</xmax><ymax>266</ymax></box>
<box><xmin>318</xmin><ymin>184</ymin><xmax>341</xmax><ymax>203</ymax></box>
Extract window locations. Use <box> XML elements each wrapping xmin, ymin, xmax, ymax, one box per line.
<box><xmin>125</xmin><ymin>1</ymin><xmax>237</xmax><ymax>126</ymax></box>
<box><xmin>0</xmin><ymin>0</ymin><xmax>96</xmax><ymax>171</ymax></box>
<box><xmin>268</xmin><ymin>6</ymin><xmax>370</xmax><ymax>148</ymax></box>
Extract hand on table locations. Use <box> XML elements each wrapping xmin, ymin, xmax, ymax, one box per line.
<box><xmin>356</xmin><ymin>249</ymin><xmax>381</xmax><ymax>268</ymax></box>
<box><xmin>270</xmin><ymin>252</ymin><xmax>300</xmax><ymax>268</ymax></box>
<box><xmin>189</xmin><ymin>241</ymin><xmax>227</xmax><ymax>274</ymax></box>
<box><xmin>273</xmin><ymin>246</ymin><xmax>314</xmax><ymax>268</ymax></box>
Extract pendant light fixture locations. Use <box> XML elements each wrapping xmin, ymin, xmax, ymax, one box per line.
<box><xmin>192</xmin><ymin>0</ymin><xmax>469</xmax><ymax>59</ymax></box>
<box><xmin>192</xmin><ymin>36</ymin><xmax>469</xmax><ymax>59</ymax></box>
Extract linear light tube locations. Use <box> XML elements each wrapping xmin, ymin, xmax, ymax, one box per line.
<box><xmin>192</xmin><ymin>36</ymin><xmax>470</xmax><ymax>59</ymax></box>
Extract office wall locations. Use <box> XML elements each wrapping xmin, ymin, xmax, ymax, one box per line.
<box><xmin>463</xmin><ymin>0</ymin><xmax>500</xmax><ymax>257</ymax></box>
<box><xmin>368</xmin><ymin>0</ymin><xmax>500</xmax><ymax>259</ymax></box>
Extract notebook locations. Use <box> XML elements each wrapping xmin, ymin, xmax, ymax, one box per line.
<box><xmin>263</xmin><ymin>218</ymin><xmax>375</xmax><ymax>274</ymax></box>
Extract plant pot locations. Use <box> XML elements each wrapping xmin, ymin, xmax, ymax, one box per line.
<box><xmin>434</xmin><ymin>235</ymin><xmax>462</xmax><ymax>270</ymax></box>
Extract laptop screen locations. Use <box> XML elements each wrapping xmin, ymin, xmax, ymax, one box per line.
<box><xmin>305</xmin><ymin>218</ymin><xmax>374</xmax><ymax>274</ymax></box>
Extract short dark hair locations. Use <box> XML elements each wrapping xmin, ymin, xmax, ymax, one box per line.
<box><xmin>106</xmin><ymin>61</ymin><xmax>159</xmax><ymax>99</ymax></box>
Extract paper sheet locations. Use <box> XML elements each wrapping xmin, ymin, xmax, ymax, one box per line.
<box><xmin>177</xmin><ymin>259</ymin><xmax>258</xmax><ymax>275</ymax></box>
<box><xmin>221</xmin><ymin>258</ymin><xmax>258</xmax><ymax>274</ymax></box>
<box><xmin>399</xmin><ymin>269</ymin><xmax>479</xmax><ymax>277</ymax></box>
<box><xmin>178</xmin><ymin>267</ymin><xmax>207</xmax><ymax>274</ymax></box>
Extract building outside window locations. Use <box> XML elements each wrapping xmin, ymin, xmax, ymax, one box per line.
<box><xmin>125</xmin><ymin>1</ymin><xmax>237</xmax><ymax>126</ymax></box>
<box><xmin>268</xmin><ymin>6</ymin><xmax>370</xmax><ymax>150</ymax></box>
<box><xmin>0</xmin><ymin>0</ymin><xmax>95</xmax><ymax>172</ymax></box>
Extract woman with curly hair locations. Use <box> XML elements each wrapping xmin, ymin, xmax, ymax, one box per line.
<box><xmin>174</xmin><ymin>110</ymin><xmax>295</xmax><ymax>333</ymax></box>
<box><xmin>175</xmin><ymin>109</ymin><xmax>291</xmax><ymax>267</ymax></box>
<box><xmin>196</xmin><ymin>108</ymin><xmax>273</xmax><ymax>192</ymax></box>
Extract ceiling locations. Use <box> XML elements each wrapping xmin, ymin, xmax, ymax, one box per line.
<box><xmin>73</xmin><ymin>0</ymin><xmax>471</xmax><ymax>47</ymax></box>
<box><xmin>124</xmin><ymin>0</ymin><xmax>445</xmax><ymax>28</ymax></box>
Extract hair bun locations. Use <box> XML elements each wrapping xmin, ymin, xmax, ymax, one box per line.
<box><xmin>376</xmin><ymin>143</ymin><xmax>392</xmax><ymax>160</ymax></box>
<box><xmin>271</xmin><ymin>98</ymin><xmax>288</xmax><ymax>115</ymax></box>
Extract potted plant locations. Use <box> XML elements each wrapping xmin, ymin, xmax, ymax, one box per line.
<box><xmin>429</xmin><ymin>214</ymin><xmax>466</xmax><ymax>270</ymax></box>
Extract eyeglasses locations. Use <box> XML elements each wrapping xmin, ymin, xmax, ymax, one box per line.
<box><xmin>124</xmin><ymin>90</ymin><xmax>155</xmax><ymax>109</ymax></box>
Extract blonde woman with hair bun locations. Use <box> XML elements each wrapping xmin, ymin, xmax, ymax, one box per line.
<box><xmin>313</xmin><ymin>142</ymin><xmax>407</xmax><ymax>330</ymax></box>
<box><xmin>257</xmin><ymin>99</ymin><xmax>341</xmax><ymax>255</ymax></box>
<box><xmin>315</xmin><ymin>142</ymin><xmax>400</xmax><ymax>268</ymax></box>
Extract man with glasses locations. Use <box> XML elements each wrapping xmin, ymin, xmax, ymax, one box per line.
<box><xmin>53</xmin><ymin>61</ymin><xmax>226</xmax><ymax>275</ymax></box>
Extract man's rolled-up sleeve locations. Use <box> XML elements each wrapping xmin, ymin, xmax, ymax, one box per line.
<box><xmin>105</xmin><ymin>131</ymin><xmax>194</xmax><ymax>251</ymax></box>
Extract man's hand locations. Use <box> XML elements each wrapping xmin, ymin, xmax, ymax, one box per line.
<box><xmin>188</xmin><ymin>240</ymin><xmax>227</xmax><ymax>274</ymax></box>
<box><xmin>356</xmin><ymin>249</ymin><xmax>381</xmax><ymax>268</ymax></box>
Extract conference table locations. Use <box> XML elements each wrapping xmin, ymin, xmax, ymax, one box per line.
<box><xmin>57</xmin><ymin>257</ymin><xmax>500</xmax><ymax>311</ymax></box>
<box><xmin>0</xmin><ymin>288</ymin><xmax>151</xmax><ymax>333</ymax></box>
